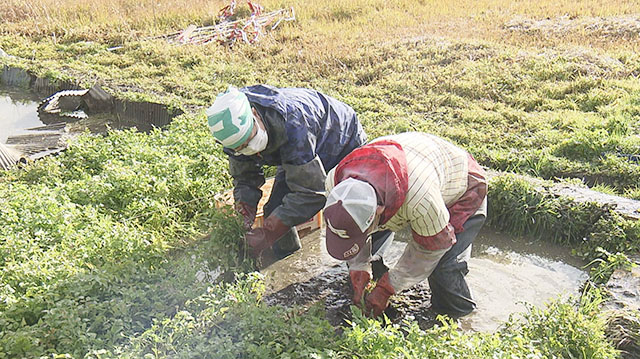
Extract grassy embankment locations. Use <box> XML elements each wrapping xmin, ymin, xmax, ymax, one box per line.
<box><xmin>3</xmin><ymin>0</ymin><xmax>640</xmax><ymax>197</ymax></box>
<box><xmin>1</xmin><ymin>0</ymin><xmax>639</xmax><ymax>357</ymax></box>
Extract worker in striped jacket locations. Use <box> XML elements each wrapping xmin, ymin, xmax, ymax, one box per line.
<box><xmin>323</xmin><ymin>132</ymin><xmax>487</xmax><ymax>318</ymax></box>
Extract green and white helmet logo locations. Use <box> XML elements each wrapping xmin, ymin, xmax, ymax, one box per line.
<box><xmin>206</xmin><ymin>86</ymin><xmax>254</xmax><ymax>149</ymax></box>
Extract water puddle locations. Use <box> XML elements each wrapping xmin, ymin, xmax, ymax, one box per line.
<box><xmin>0</xmin><ymin>86</ymin><xmax>43</xmax><ymax>144</ymax></box>
<box><xmin>461</xmin><ymin>234</ymin><xmax>587</xmax><ymax>332</ymax></box>
<box><xmin>1</xmin><ymin>82</ymin><xmax>180</xmax><ymax>168</ymax></box>
<box><xmin>262</xmin><ymin>226</ymin><xmax>587</xmax><ymax>332</ymax></box>
<box><xmin>1</xmin><ymin>85</ymin><xmax>116</xmax><ymax>162</ymax></box>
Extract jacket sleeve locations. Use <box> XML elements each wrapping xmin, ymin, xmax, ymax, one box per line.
<box><xmin>388</xmin><ymin>238</ymin><xmax>449</xmax><ymax>292</ymax></box>
<box><xmin>346</xmin><ymin>238</ymin><xmax>373</xmax><ymax>272</ymax></box>
<box><xmin>388</xmin><ymin>197</ymin><xmax>456</xmax><ymax>291</ymax></box>
<box><xmin>271</xmin><ymin>155</ymin><xmax>328</xmax><ymax>227</ymax></box>
<box><xmin>227</xmin><ymin>153</ymin><xmax>265</xmax><ymax>209</ymax></box>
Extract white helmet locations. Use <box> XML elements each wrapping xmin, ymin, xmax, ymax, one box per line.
<box><xmin>206</xmin><ymin>86</ymin><xmax>254</xmax><ymax>149</ymax></box>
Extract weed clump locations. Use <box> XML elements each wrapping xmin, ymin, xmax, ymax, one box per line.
<box><xmin>488</xmin><ymin>174</ymin><xmax>640</xmax><ymax>259</ymax></box>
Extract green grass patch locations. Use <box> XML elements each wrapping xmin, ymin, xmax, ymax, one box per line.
<box><xmin>488</xmin><ymin>174</ymin><xmax>640</xmax><ymax>259</ymax></box>
<box><xmin>3</xmin><ymin>34</ymin><xmax>639</xmax><ymax>194</ymax></box>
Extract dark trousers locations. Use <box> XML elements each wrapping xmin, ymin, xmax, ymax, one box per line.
<box><xmin>428</xmin><ymin>214</ymin><xmax>486</xmax><ymax>317</ymax></box>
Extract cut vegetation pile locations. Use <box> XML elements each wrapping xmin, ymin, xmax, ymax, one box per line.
<box><xmin>1</xmin><ymin>0</ymin><xmax>639</xmax><ymax>357</ymax></box>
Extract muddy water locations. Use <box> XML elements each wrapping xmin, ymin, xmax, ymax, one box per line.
<box><xmin>262</xmin><ymin>226</ymin><xmax>587</xmax><ymax>332</ymax></box>
<box><xmin>460</xmin><ymin>233</ymin><xmax>587</xmax><ymax>332</ymax></box>
<box><xmin>0</xmin><ymin>87</ymin><xmax>42</xmax><ymax>143</ymax></box>
<box><xmin>0</xmin><ymin>86</ymin><xmax>119</xmax><ymax>141</ymax></box>
<box><xmin>1</xmin><ymin>86</ymin><xmax>162</xmax><ymax>163</ymax></box>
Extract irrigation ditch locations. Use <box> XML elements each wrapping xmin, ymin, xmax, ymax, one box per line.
<box><xmin>0</xmin><ymin>64</ymin><xmax>183</xmax><ymax>169</ymax></box>
<box><xmin>253</xmin><ymin>170</ymin><xmax>640</xmax><ymax>339</ymax></box>
<box><xmin>261</xmin><ymin>227</ymin><xmax>588</xmax><ymax>333</ymax></box>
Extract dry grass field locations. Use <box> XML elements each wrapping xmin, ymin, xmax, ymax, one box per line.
<box><xmin>2</xmin><ymin>0</ymin><xmax>639</xmax><ymax>50</ymax></box>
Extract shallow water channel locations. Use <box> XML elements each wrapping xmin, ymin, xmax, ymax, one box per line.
<box><xmin>0</xmin><ymin>85</ymin><xmax>114</xmax><ymax>161</ymax></box>
<box><xmin>1</xmin><ymin>84</ymin><xmax>176</xmax><ymax>164</ymax></box>
<box><xmin>0</xmin><ymin>86</ymin><xmax>43</xmax><ymax>144</ymax></box>
<box><xmin>262</xmin><ymin>226</ymin><xmax>587</xmax><ymax>332</ymax></box>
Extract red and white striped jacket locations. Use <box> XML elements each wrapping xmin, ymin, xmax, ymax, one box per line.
<box><xmin>326</xmin><ymin>132</ymin><xmax>487</xmax><ymax>291</ymax></box>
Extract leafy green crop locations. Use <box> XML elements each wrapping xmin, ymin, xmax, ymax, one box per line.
<box><xmin>92</xmin><ymin>276</ymin><xmax>618</xmax><ymax>359</ymax></box>
<box><xmin>0</xmin><ymin>114</ymin><xmax>245</xmax><ymax>358</ymax></box>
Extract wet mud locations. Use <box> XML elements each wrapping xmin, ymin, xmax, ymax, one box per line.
<box><xmin>264</xmin><ymin>265</ymin><xmax>354</xmax><ymax>329</ymax></box>
<box><xmin>262</xmin><ymin>227</ymin><xmax>587</xmax><ymax>332</ymax></box>
<box><xmin>605</xmin><ymin>265</ymin><xmax>640</xmax><ymax>312</ymax></box>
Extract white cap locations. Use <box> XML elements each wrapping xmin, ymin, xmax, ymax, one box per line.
<box><xmin>324</xmin><ymin>178</ymin><xmax>377</xmax><ymax>232</ymax></box>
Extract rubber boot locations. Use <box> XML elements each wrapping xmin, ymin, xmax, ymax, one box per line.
<box><xmin>428</xmin><ymin>261</ymin><xmax>476</xmax><ymax>317</ymax></box>
<box><xmin>271</xmin><ymin>226</ymin><xmax>301</xmax><ymax>259</ymax></box>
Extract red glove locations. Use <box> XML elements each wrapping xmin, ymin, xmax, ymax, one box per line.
<box><xmin>350</xmin><ymin>270</ymin><xmax>371</xmax><ymax>307</ymax></box>
<box><xmin>245</xmin><ymin>215</ymin><xmax>290</xmax><ymax>258</ymax></box>
<box><xmin>365</xmin><ymin>272</ymin><xmax>395</xmax><ymax>318</ymax></box>
<box><xmin>235</xmin><ymin>201</ymin><xmax>257</xmax><ymax>231</ymax></box>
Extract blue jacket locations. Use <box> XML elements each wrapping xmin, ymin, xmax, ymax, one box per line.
<box><xmin>224</xmin><ymin>85</ymin><xmax>367</xmax><ymax>227</ymax></box>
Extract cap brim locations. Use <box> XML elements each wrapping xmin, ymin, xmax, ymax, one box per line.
<box><xmin>324</xmin><ymin>202</ymin><xmax>368</xmax><ymax>260</ymax></box>
<box><xmin>325</xmin><ymin>229</ymin><xmax>367</xmax><ymax>261</ymax></box>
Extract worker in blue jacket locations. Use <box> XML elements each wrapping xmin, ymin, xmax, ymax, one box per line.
<box><xmin>206</xmin><ymin>84</ymin><xmax>367</xmax><ymax>259</ymax></box>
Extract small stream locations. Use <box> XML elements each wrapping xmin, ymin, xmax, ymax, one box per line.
<box><xmin>261</xmin><ymin>226</ymin><xmax>587</xmax><ymax>332</ymax></box>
